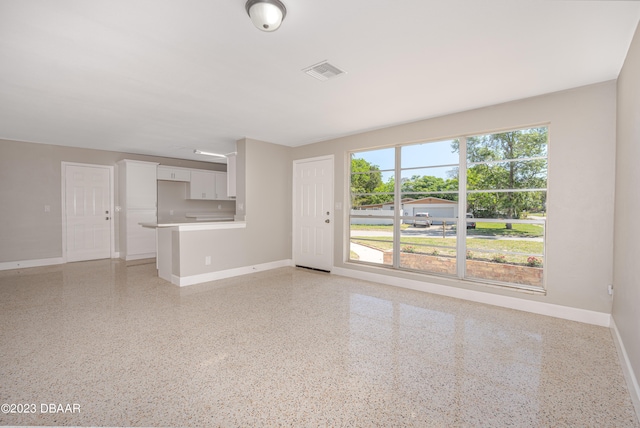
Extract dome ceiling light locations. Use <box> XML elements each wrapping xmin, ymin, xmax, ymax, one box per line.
<box><xmin>245</xmin><ymin>0</ymin><xmax>287</xmax><ymax>32</ymax></box>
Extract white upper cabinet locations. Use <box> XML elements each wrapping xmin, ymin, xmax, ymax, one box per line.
<box><xmin>157</xmin><ymin>166</ymin><xmax>191</xmax><ymax>182</ymax></box>
<box><xmin>226</xmin><ymin>153</ymin><xmax>237</xmax><ymax>198</ymax></box>
<box><xmin>119</xmin><ymin>160</ymin><xmax>158</xmax><ymax>210</ymax></box>
<box><xmin>189</xmin><ymin>170</ymin><xmax>217</xmax><ymax>200</ymax></box>
<box><xmin>160</xmin><ymin>165</ymin><xmax>231</xmax><ymax>201</ymax></box>
<box><xmin>215</xmin><ymin>171</ymin><xmax>228</xmax><ymax>200</ymax></box>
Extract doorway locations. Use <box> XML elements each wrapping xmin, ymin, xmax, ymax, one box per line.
<box><xmin>292</xmin><ymin>156</ymin><xmax>334</xmax><ymax>271</ymax></box>
<box><xmin>62</xmin><ymin>163</ymin><xmax>114</xmax><ymax>262</ymax></box>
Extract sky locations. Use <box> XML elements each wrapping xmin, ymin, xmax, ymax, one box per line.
<box><xmin>353</xmin><ymin>139</ymin><xmax>459</xmax><ymax>181</ymax></box>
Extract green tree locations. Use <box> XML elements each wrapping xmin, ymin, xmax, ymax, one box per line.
<box><xmin>454</xmin><ymin>128</ymin><xmax>547</xmax><ymax>227</ymax></box>
<box><xmin>350</xmin><ymin>157</ymin><xmax>384</xmax><ymax>207</ymax></box>
<box><xmin>401</xmin><ymin>174</ymin><xmax>458</xmax><ymax>201</ymax></box>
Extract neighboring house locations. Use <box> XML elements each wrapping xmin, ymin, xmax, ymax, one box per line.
<box><xmin>352</xmin><ymin>197</ymin><xmax>458</xmax><ymax>225</ymax></box>
<box><xmin>402</xmin><ymin>197</ymin><xmax>459</xmax><ymax>225</ymax></box>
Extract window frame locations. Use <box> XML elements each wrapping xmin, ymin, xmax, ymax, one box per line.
<box><xmin>348</xmin><ymin>125</ymin><xmax>548</xmax><ymax>293</ymax></box>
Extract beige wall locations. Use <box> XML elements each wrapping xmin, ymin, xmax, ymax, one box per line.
<box><xmin>292</xmin><ymin>81</ymin><xmax>617</xmax><ymax>313</ymax></box>
<box><xmin>243</xmin><ymin>137</ymin><xmax>292</xmax><ymax>262</ymax></box>
<box><xmin>0</xmin><ymin>139</ymin><xmax>225</xmax><ymax>262</ymax></box>
<box><xmin>613</xmin><ymin>22</ymin><xmax>640</xmax><ymax>400</ymax></box>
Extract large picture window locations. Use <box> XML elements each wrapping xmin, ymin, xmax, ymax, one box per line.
<box><xmin>349</xmin><ymin>126</ymin><xmax>548</xmax><ymax>291</ymax></box>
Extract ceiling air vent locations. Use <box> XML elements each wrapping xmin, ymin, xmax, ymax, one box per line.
<box><xmin>302</xmin><ymin>61</ymin><xmax>346</xmax><ymax>81</ymax></box>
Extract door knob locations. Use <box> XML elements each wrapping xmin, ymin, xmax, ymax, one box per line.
<box><xmin>325</xmin><ymin>219</ymin><xmax>330</xmax><ymax>223</ymax></box>
<box><xmin>106</xmin><ymin>217</ymin><xmax>110</xmax><ymax>220</ymax></box>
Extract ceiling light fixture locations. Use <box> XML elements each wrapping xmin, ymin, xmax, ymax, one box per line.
<box><xmin>194</xmin><ymin>149</ymin><xmax>227</xmax><ymax>158</ymax></box>
<box><xmin>245</xmin><ymin>0</ymin><xmax>286</xmax><ymax>32</ymax></box>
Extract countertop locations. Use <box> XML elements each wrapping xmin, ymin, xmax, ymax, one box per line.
<box><xmin>140</xmin><ymin>220</ymin><xmax>246</xmax><ymax>231</ymax></box>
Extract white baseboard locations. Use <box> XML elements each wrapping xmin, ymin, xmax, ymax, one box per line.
<box><xmin>124</xmin><ymin>252</ymin><xmax>156</xmax><ymax>261</ymax></box>
<box><xmin>332</xmin><ymin>266</ymin><xmax>611</xmax><ymax>327</ymax></box>
<box><xmin>611</xmin><ymin>318</ymin><xmax>640</xmax><ymax>420</ymax></box>
<box><xmin>0</xmin><ymin>257</ymin><xmax>64</xmax><ymax>271</ymax></box>
<box><xmin>174</xmin><ymin>259</ymin><xmax>294</xmax><ymax>286</ymax></box>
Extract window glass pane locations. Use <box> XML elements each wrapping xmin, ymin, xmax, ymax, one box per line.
<box><xmin>399</xmin><ymin>230</ymin><xmax>457</xmax><ymax>275</ymax></box>
<box><xmin>467</xmin><ymin>191</ymin><xmax>547</xmax><ymax>220</ymax></box>
<box><xmin>467</xmin><ymin>128</ymin><xmax>548</xmax><ymax>162</ymax></box>
<box><xmin>351</xmin><ymin>197</ymin><xmax>395</xmax><ymax>211</ymax></box>
<box><xmin>400</xmin><ymin>167</ymin><xmax>459</xmax><ymax>192</ymax></box>
<box><xmin>352</xmin><ymin>147</ymin><xmax>395</xmax><ymax>172</ymax></box>
<box><xmin>351</xmin><ymin>148</ymin><xmax>395</xmax><ymax>209</ymax></box>
<box><xmin>466</xmin><ymin>221</ymin><xmax>544</xmax><ymax>241</ymax></box>
<box><xmin>400</xmin><ymin>193</ymin><xmax>459</xmax><ymax>225</ymax></box>
<box><xmin>349</xmin><ymin>219</ymin><xmax>394</xmax><ymax>266</ymax></box>
<box><xmin>465</xmin><ymin>221</ymin><xmax>544</xmax><ymax>288</ymax></box>
<box><xmin>401</xmin><ymin>139</ymin><xmax>459</xmax><ymax>168</ymax></box>
<box><xmin>467</xmin><ymin>159</ymin><xmax>547</xmax><ymax>191</ymax></box>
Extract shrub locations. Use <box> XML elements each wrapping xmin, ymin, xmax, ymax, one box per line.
<box><xmin>402</xmin><ymin>245</ymin><xmax>416</xmax><ymax>253</ymax></box>
<box><xmin>466</xmin><ymin>250</ymin><xmax>474</xmax><ymax>260</ymax></box>
<box><xmin>491</xmin><ymin>254</ymin><xmax>507</xmax><ymax>264</ymax></box>
<box><xmin>527</xmin><ymin>256</ymin><xmax>542</xmax><ymax>267</ymax></box>
<box><xmin>430</xmin><ymin>249</ymin><xmax>440</xmax><ymax>256</ymax></box>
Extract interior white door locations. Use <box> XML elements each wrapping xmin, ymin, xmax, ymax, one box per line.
<box><xmin>65</xmin><ymin>165</ymin><xmax>111</xmax><ymax>262</ymax></box>
<box><xmin>293</xmin><ymin>157</ymin><xmax>333</xmax><ymax>271</ymax></box>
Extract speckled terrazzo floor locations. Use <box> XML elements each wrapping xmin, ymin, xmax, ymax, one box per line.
<box><xmin>0</xmin><ymin>260</ymin><xmax>637</xmax><ymax>427</ymax></box>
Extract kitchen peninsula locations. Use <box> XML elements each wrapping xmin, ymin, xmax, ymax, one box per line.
<box><xmin>142</xmin><ymin>220</ymin><xmax>247</xmax><ymax>286</ymax></box>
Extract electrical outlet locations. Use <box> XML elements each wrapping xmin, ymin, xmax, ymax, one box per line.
<box><xmin>205</xmin><ymin>256</ymin><xmax>211</xmax><ymax>266</ymax></box>
<box><xmin>607</xmin><ymin>284</ymin><xmax>613</xmax><ymax>296</ymax></box>
<box><xmin>169</xmin><ymin>209</ymin><xmax>174</xmax><ymax>215</ymax></box>
<box><xmin>218</xmin><ymin>204</ymin><xmax>222</xmax><ymax>210</ymax></box>
<box><xmin>44</xmin><ymin>205</ymin><xmax>50</xmax><ymax>212</ymax></box>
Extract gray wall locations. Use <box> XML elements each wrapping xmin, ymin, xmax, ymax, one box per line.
<box><xmin>0</xmin><ymin>139</ymin><xmax>225</xmax><ymax>262</ymax></box>
<box><xmin>613</xmin><ymin>22</ymin><xmax>640</xmax><ymax>402</ymax></box>
<box><xmin>292</xmin><ymin>81</ymin><xmax>617</xmax><ymax>314</ymax></box>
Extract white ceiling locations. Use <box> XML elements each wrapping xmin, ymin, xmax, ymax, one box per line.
<box><xmin>1</xmin><ymin>1</ymin><xmax>639</xmax><ymax>163</ymax></box>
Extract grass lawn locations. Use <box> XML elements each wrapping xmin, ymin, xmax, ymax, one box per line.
<box><xmin>467</xmin><ymin>222</ymin><xmax>544</xmax><ymax>237</ymax></box>
<box><xmin>351</xmin><ymin>222</ymin><xmax>542</xmax><ymax>236</ymax></box>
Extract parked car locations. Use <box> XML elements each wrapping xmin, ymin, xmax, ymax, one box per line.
<box><xmin>466</xmin><ymin>213</ymin><xmax>476</xmax><ymax>229</ymax></box>
<box><xmin>414</xmin><ymin>212</ymin><xmax>431</xmax><ymax>227</ymax></box>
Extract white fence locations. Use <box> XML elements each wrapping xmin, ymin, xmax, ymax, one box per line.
<box><xmin>350</xmin><ymin>209</ymin><xmax>396</xmax><ymax>225</ymax></box>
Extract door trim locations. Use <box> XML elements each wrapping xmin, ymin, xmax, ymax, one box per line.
<box><xmin>292</xmin><ymin>155</ymin><xmax>334</xmax><ymax>271</ymax></box>
<box><xmin>61</xmin><ymin>162</ymin><xmax>116</xmax><ymax>262</ymax></box>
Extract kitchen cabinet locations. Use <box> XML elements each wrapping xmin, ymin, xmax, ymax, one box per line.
<box><xmin>215</xmin><ymin>171</ymin><xmax>228</xmax><ymax>200</ymax></box>
<box><xmin>226</xmin><ymin>153</ymin><xmax>237</xmax><ymax>198</ymax></box>
<box><xmin>157</xmin><ymin>166</ymin><xmax>190</xmax><ymax>182</ymax></box>
<box><xmin>117</xmin><ymin>160</ymin><xmax>158</xmax><ymax>260</ymax></box>
<box><xmin>188</xmin><ymin>170</ymin><xmax>229</xmax><ymax>200</ymax></box>
<box><xmin>189</xmin><ymin>170</ymin><xmax>216</xmax><ymax>200</ymax></box>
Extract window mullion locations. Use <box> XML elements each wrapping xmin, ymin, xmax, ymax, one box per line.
<box><xmin>457</xmin><ymin>137</ymin><xmax>467</xmax><ymax>279</ymax></box>
<box><xmin>392</xmin><ymin>146</ymin><xmax>401</xmax><ymax>268</ymax></box>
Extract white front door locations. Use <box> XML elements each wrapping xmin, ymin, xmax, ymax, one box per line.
<box><xmin>64</xmin><ymin>164</ymin><xmax>111</xmax><ymax>262</ymax></box>
<box><xmin>293</xmin><ymin>156</ymin><xmax>334</xmax><ymax>271</ymax></box>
